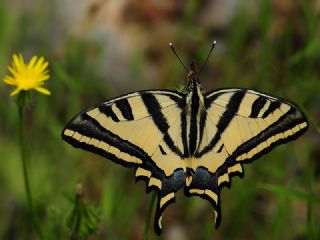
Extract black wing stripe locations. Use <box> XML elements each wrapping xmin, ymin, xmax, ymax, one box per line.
<box><xmin>204</xmin><ymin>92</ymin><xmax>224</xmax><ymax>108</ymax></box>
<box><xmin>63</xmin><ymin>114</ymin><xmax>184</xmax><ymax>186</ymax></box>
<box><xmin>197</xmin><ymin>90</ymin><xmax>246</xmax><ymax>156</ymax></box>
<box><xmin>168</xmin><ymin>94</ymin><xmax>186</xmax><ymax>108</ymax></box>
<box><xmin>197</xmin><ymin>111</ymin><xmax>207</xmax><ymax>151</ymax></box>
<box><xmin>216</xmin><ymin>90</ymin><xmax>246</xmax><ymax>131</ymax></box>
<box><xmin>142</xmin><ymin>94</ymin><xmax>169</xmax><ymax>133</ymax></box>
<box><xmin>262</xmin><ymin>100</ymin><xmax>281</xmax><ymax>118</ymax></box>
<box><xmin>181</xmin><ymin>108</ymin><xmax>189</xmax><ymax>157</ymax></box>
<box><xmin>142</xmin><ymin>94</ymin><xmax>184</xmax><ymax>157</ymax></box>
<box><xmin>99</xmin><ymin>105</ymin><xmax>120</xmax><ymax>122</ymax></box>
<box><xmin>250</xmin><ymin>96</ymin><xmax>268</xmax><ymax>118</ymax></box>
<box><xmin>115</xmin><ymin>98</ymin><xmax>134</xmax><ymax>120</ymax></box>
<box><xmin>163</xmin><ymin>134</ymin><xmax>183</xmax><ymax>157</ymax></box>
<box><xmin>214</xmin><ymin>108</ymin><xmax>308</xmax><ymax>177</ymax></box>
<box><xmin>234</xmin><ymin>108</ymin><xmax>307</xmax><ymax>160</ymax></box>
<box><xmin>63</xmin><ymin>114</ymin><xmax>163</xmax><ymax>170</ymax></box>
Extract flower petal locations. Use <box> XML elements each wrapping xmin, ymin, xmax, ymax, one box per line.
<box><xmin>28</xmin><ymin>56</ymin><xmax>38</xmax><ymax>69</ymax></box>
<box><xmin>39</xmin><ymin>61</ymin><xmax>49</xmax><ymax>72</ymax></box>
<box><xmin>35</xmin><ymin>87</ymin><xmax>51</xmax><ymax>95</ymax></box>
<box><xmin>37</xmin><ymin>75</ymin><xmax>50</xmax><ymax>82</ymax></box>
<box><xmin>34</xmin><ymin>57</ymin><xmax>45</xmax><ymax>71</ymax></box>
<box><xmin>13</xmin><ymin>54</ymin><xmax>23</xmax><ymax>68</ymax></box>
<box><xmin>10</xmin><ymin>87</ymin><xmax>21</xmax><ymax>96</ymax></box>
<box><xmin>8</xmin><ymin>66</ymin><xmax>18</xmax><ymax>77</ymax></box>
<box><xmin>3</xmin><ymin>76</ymin><xmax>16</xmax><ymax>85</ymax></box>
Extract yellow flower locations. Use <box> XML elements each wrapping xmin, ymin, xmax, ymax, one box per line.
<box><xmin>3</xmin><ymin>54</ymin><xmax>50</xmax><ymax>96</ymax></box>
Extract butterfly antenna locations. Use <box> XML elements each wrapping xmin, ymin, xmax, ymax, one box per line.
<box><xmin>169</xmin><ymin>42</ymin><xmax>188</xmax><ymax>73</ymax></box>
<box><xmin>197</xmin><ymin>40</ymin><xmax>217</xmax><ymax>79</ymax></box>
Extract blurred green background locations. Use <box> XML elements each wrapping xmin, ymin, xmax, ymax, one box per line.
<box><xmin>0</xmin><ymin>0</ymin><xmax>319</xmax><ymax>239</ymax></box>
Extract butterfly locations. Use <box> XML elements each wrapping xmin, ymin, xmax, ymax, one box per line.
<box><xmin>61</xmin><ymin>42</ymin><xmax>308</xmax><ymax>235</ymax></box>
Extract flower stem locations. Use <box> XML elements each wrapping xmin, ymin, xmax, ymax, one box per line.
<box><xmin>143</xmin><ymin>193</ymin><xmax>157</xmax><ymax>240</ymax></box>
<box><xmin>18</xmin><ymin>105</ymin><xmax>44</xmax><ymax>239</ymax></box>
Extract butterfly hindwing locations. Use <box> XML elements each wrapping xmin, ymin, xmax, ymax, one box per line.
<box><xmin>62</xmin><ymin>90</ymin><xmax>187</xmax><ymax>234</ymax></box>
<box><xmin>185</xmin><ymin>88</ymin><xmax>308</xmax><ymax>226</ymax></box>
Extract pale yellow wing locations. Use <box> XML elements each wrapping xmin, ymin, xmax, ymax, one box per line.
<box><xmin>185</xmin><ymin>88</ymin><xmax>308</xmax><ymax>227</ymax></box>
<box><xmin>62</xmin><ymin>90</ymin><xmax>187</xmax><ymax>234</ymax></box>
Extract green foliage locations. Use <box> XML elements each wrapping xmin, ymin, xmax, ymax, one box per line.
<box><xmin>66</xmin><ymin>184</ymin><xmax>100</xmax><ymax>239</ymax></box>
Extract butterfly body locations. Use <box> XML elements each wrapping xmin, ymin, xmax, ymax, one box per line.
<box><xmin>185</xmin><ymin>78</ymin><xmax>205</xmax><ymax>156</ymax></box>
<box><xmin>62</xmin><ymin>67</ymin><xmax>308</xmax><ymax>234</ymax></box>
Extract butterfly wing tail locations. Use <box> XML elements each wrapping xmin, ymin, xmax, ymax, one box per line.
<box><xmin>152</xmin><ymin>169</ymin><xmax>186</xmax><ymax>235</ymax></box>
<box><xmin>184</xmin><ymin>167</ymin><xmax>222</xmax><ymax>229</ymax></box>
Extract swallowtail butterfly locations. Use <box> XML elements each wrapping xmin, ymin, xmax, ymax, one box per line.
<box><xmin>62</xmin><ymin>42</ymin><xmax>308</xmax><ymax>234</ymax></box>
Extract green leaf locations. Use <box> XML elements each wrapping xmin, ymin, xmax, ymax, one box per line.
<box><xmin>259</xmin><ymin>183</ymin><xmax>320</xmax><ymax>204</ymax></box>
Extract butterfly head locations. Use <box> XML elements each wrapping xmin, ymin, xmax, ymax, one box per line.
<box><xmin>170</xmin><ymin>41</ymin><xmax>216</xmax><ymax>93</ymax></box>
<box><xmin>187</xmin><ymin>61</ymin><xmax>198</xmax><ymax>81</ymax></box>
<box><xmin>186</xmin><ymin>61</ymin><xmax>200</xmax><ymax>91</ymax></box>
